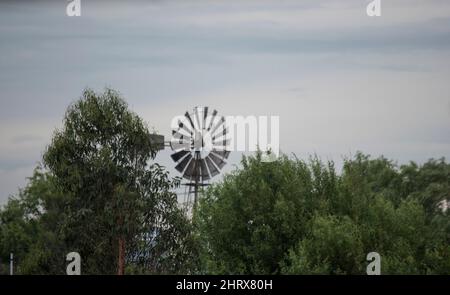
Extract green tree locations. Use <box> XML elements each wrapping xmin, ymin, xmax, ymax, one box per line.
<box><xmin>194</xmin><ymin>153</ymin><xmax>338</xmax><ymax>274</ymax></box>
<box><xmin>0</xmin><ymin>88</ymin><xmax>194</xmax><ymax>274</ymax></box>
<box><xmin>195</xmin><ymin>152</ymin><xmax>450</xmax><ymax>274</ymax></box>
<box><xmin>0</xmin><ymin>167</ymin><xmax>67</xmax><ymax>274</ymax></box>
<box><xmin>43</xmin><ymin>88</ymin><xmax>153</xmax><ymax>274</ymax></box>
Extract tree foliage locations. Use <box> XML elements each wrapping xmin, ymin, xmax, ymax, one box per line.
<box><xmin>0</xmin><ymin>89</ymin><xmax>193</xmax><ymax>274</ymax></box>
<box><xmin>195</xmin><ymin>152</ymin><xmax>450</xmax><ymax>274</ymax></box>
<box><xmin>1</xmin><ymin>89</ymin><xmax>449</xmax><ymax>275</ymax></box>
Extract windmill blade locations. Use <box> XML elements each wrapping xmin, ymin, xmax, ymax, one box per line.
<box><xmin>194</xmin><ymin>107</ymin><xmax>205</xmax><ymax>131</ymax></box>
<box><xmin>211</xmin><ymin>149</ymin><xmax>231</xmax><ymax>160</ymax></box>
<box><xmin>172</xmin><ymin>130</ymin><xmax>192</xmax><ymax>142</ymax></box>
<box><xmin>203</xmin><ymin>107</ymin><xmax>208</xmax><ymax>128</ymax></box>
<box><xmin>208</xmin><ymin>152</ymin><xmax>226</xmax><ymax>169</ymax></box>
<box><xmin>211</xmin><ymin>127</ymin><xmax>229</xmax><ymax>142</ymax></box>
<box><xmin>184</xmin><ymin>111</ymin><xmax>195</xmax><ymax>130</ymax></box>
<box><xmin>210</xmin><ymin>116</ymin><xmax>226</xmax><ymax>136</ymax></box>
<box><xmin>170</xmin><ymin>137</ymin><xmax>191</xmax><ymax>151</ymax></box>
<box><xmin>171</xmin><ymin>150</ymin><xmax>190</xmax><ymax>162</ymax></box>
<box><xmin>176</xmin><ymin>119</ymin><xmax>193</xmax><ymax>137</ymax></box>
<box><xmin>183</xmin><ymin>158</ymin><xmax>199</xmax><ymax>180</ymax></box>
<box><xmin>218</xmin><ymin>127</ymin><xmax>229</xmax><ymax>137</ymax></box>
<box><xmin>171</xmin><ymin>141</ymin><xmax>190</xmax><ymax>151</ymax></box>
<box><xmin>200</xmin><ymin>159</ymin><xmax>211</xmax><ymax>181</ymax></box>
<box><xmin>205</xmin><ymin>156</ymin><xmax>220</xmax><ymax>177</ymax></box>
<box><xmin>206</xmin><ymin>109</ymin><xmax>218</xmax><ymax>131</ymax></box>
<box><xmin>213</xmin><ymin>139</ymin><xmax>231</xmax><ymax>149</ymax></box>
<box><xmin>175</xmin><ymin>153</ymin><xmax>192</xmax><ymax>173</ymax></box>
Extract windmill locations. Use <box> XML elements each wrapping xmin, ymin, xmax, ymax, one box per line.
<box><xmin>150</xmin><ymin>106</ymin><xmax>230</xmax><ymax>211</ymax></box>
<box><xmin>170</xmin><ymin>106</ymin><xmax>230</xmax><ymax>209</ymax></box>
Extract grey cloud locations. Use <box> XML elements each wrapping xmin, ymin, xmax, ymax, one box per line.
<box><xmin>1</xmin><ymin>0</ymin><xmax>450</xmax><ymax>204</ymax></box>
<box><xmin>11</xmin><ymin>135</ymin><xmax>45</xmax><ymax>144</ymax></box>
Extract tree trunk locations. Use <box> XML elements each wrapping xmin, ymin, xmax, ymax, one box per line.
<box><xmin>118</xmin><ymin>237</ymin><xmax>125</xmax><ymax>275</ymax></box>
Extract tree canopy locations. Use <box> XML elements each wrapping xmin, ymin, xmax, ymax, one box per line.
<box><xmin>0</xmin><ymin>89</ymin><xmax>193</xmax><ymax>274</ymax></box>
<box><xmin>194</xmin><ymin>152</ymin><xmax>450</xmax><ymax>274</ymax></box>
<box><xmin>1</xmin><ymin>89</ymin><xmax>449</xmax><ymax>275</ymax></box>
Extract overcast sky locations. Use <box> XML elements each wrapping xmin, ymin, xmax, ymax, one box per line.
<box><xmin>1</xmin><ymin>0</ymin><xmax>450</xmax><ymax>204</ymax></box>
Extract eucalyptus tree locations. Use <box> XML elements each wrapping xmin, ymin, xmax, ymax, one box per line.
<box><xmin>43</xmin><ymin>88</ymin><xmax>189</xmax><ymax>274</ymax></box>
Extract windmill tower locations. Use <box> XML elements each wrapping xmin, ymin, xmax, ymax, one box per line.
<box><xmin>169</xmin><ymin>107</ymin><xmax>230</xmax><ymax>210</ymax></box>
